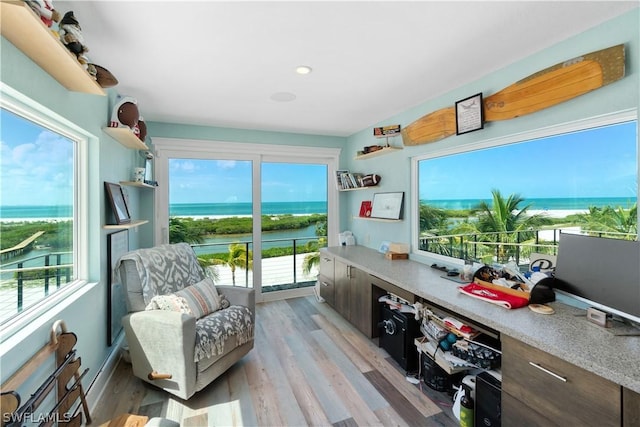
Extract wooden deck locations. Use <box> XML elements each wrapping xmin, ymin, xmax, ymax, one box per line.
<box><xmin>92</xmin><ymin>296</ymin><xmax>458</xmax><ymax>426</ymax></box>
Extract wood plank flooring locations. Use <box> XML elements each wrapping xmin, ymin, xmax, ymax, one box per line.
<box><xmin>92</xmin><ymin>296</ymin><xmax>459</xmax><ymax>426</ymax></box>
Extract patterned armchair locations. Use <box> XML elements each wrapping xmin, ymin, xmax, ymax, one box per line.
<box><xmin>116</xmin><ymin>243</ymin><xmax>255</xmax><ymax>400</ymax></box>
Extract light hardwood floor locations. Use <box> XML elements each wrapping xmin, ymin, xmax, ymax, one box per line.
<box><xmin>92</xmin><ymin>296</ymin><xmax>458</xmax><ymax>426</ymax></box>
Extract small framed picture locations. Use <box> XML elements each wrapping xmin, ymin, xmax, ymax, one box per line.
<box><xmin>370</xmin><ymin>192</ymin><xmax>404</xmax><ymax>220</ymax></box>
<box><xmin>455</xmin><ymin>92</ymin><xmax>484</xmax><ymax>135</ymax></box>
<box><xmin>104</xmin><ymin>182</ymin><xmax>131</xmax><ymax>224</ymax></box>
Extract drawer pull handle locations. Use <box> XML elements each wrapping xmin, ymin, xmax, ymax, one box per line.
<box><xmin>321</xmin><ymin>281</ymin><xmax>330</xmax><ymax>287</ymax></box>
<box><xmin>528</xmin><ymin>362</ymin><xmax>567</xmax><ymax>382</ymax></box>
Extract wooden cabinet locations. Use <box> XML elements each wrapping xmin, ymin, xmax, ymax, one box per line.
<box><xmin>502</xmin><ymin>335</ymin><xmax>621</xmax><ymax>426</ymax></box>
<box><xmin>318</xmin><ymin>254</ymin><xmax>335</xmax><ymax>307</ymax></box>
<box><xmin>623</xmin><ymin>387</ymin><xmax>640</xmax><ymax>427</ymax></box>
<box><xmin>334</xmin><ymin>259</ymin><xmax>374</xmax><ymax>337</ymax></box>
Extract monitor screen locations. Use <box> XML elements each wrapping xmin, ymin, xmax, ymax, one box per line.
<box><xmin>554</xmin><ymin>233</ymin><xmax>640</xmax><ymax>323</ymax></box>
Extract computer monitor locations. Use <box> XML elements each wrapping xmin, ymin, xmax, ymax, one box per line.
<box><xmin>554</xmin><ymin>232</ymin><xmax>640</xmax><ymax>324</ymax></box>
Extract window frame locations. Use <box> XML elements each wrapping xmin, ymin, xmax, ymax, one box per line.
<box><xmin>410</xmin><ymin>109</ymin><xmax>639</xmax><ymax>265</ymax></box>
<box><xmin>152</xmin><ymin>137</ymin><xmax>341</xmax><ymax>301</ymax></box>
<box><xmin>0</xmin><ymin>83</ymin><xmax>90</xmax><ymax>338</ymax></box>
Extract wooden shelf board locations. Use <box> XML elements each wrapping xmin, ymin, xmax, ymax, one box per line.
<box><xmin>355</xmin><ymin>147</ymin><xmax>402</xmax><ymax>160</ymax></box>
<box><xmin>103</xmin><ymin>220</ymin><xmax>149</xmax><ymax>230</ymax></box>
<box><xmin>120</xmin><ymin>181</ymin><xmax>156</xmax><ymax>189</ymax></box>
<box><xmin>352</xmin><ymin>216</ymin><xmax>402</xmax><ymax>222</ymax></box>
<box><xmin>103</xmin><ymin>127</ymin><xmax>149</xmax><ymax>150</ymax></box>
<box><xmin>1</xmin><ymin>1</ymin><xmax>105</xmax><ymax>96</ymax></box>
<box><xmin>338</xmin><ymin>186</ymin><xmax>369</xmax><ymax>192</ymax></box>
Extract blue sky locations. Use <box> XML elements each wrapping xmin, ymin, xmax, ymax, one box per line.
<box><xmin>419</xmin><ymin>121</ymin><xmax>637</xmax><ymax>201</ymax></box>
<box><xmin>1</xmin><ymin>109</ymin><xmax>74</xmax><ymax>206</ymax></box>
<box><xmin>169</xmin><ymin>159</ymin><xmax>327</xmax><ymax>204</ymax></box>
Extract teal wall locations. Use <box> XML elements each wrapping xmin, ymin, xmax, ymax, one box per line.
<box><xmin>0</xmin><ymin>6</ymin><xmax>637</xmax><ymax>402</ymax></box>
<box><xmin>343</xmin><ymin>9</ymin><xmax>639</xmax><ymax>257</ymax></box>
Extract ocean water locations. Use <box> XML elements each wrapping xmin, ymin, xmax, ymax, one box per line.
<box><xmin>2</xmin><ymin>198</ymin><xmax>635</xmax><ymax>220</ymax></box>
<box><xmin>170</xmin><ymin>201</ymin><xmax>327</xmax><ymax>217</ymax></box>
<box><xmin>423</xmin><ymin>197</ymin><xmax>637</xmax><ymax>211</ymax></box>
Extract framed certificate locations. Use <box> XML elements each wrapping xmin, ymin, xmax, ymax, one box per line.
<box><xmin>455</xmin><ymin>92</ymin><xmax>484</xmax><ymax>135</ymax></box>
<box><xmin>370</xmin><ymin>192</ymin><xmax>404</xmax><ymax>220</ymax></box>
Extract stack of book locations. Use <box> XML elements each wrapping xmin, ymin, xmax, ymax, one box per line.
<box><xmin>335</xmin><ymin>170</ymin><xmax>365</xmax><ymax>190</ymax></box>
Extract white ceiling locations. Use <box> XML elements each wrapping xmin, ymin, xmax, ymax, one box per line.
<box><xmin>56</xmin><ymin>1</ymin><xmax>638</xmax><ymax>137</ymax></box>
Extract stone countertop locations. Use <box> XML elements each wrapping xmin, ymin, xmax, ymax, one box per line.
<box><xmin>322</xmin><ymin>245</ymin><xmax>640</xmax><ymax>393</ymax></box>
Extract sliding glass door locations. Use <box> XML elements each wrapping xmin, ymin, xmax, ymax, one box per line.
<box><xmin>260</xmin><ymin>162</ymin><xmax>328</xmax><ymax>294</ymax></box>
<box><xmin>167</xmin><ymin>158</ymin><xmax>255</xmax><ymax>288</ymax></box>
<box><xmin>152</xmin><ymin>138</ymin><xmax>340</xmax><ymax>301</ymax></box>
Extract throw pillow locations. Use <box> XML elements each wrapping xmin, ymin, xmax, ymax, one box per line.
<box><xmin>174</xmin><ymin>277</ymin><xmax>225</xmax><ymax>319</ymax></box>
<box><xmin>145</xmin><ymin>294</ymin><xmax>193</xmax><ymax>315</ymax></box>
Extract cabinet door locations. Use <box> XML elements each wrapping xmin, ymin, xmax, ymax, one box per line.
<box><xmin>502</xmin><ymin>335</ymin><xmax>621</xmax><ymax>425</ymax></box>
<box><xmin>319</xmin><ymin>254</ymin><xmax>334</xmax><ymax>282</ymax></box>
<box><xmin>334</xmin><ymin>259</ymin><xmax>351</xmax><ymax>320</ymax></box>
<box><xmin>318</xmin><ymin>274</ymin><xmax>335</xmax><ymax>307</ymax></box>
<box><xmin>349</xmin><ymin>267</ymin><xmax>372</xmax><ymax>337</ymax></box>
<box><xmin>623</xmin><ymin>387</ymin><xmax>640</xmax><ymax>427</ymax></box>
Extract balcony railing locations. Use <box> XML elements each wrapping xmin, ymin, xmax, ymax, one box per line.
<box><xmin>191</xmin><ymin>236</ymin><xmax>323</xmax><ymax>291</ymax></box>
<box><xmin>419</xmin><ymin>228</ymin><xmax>637</xmax><ymax>266</ymax></box>
<box><xmin>0</xmin><ymin>252</ymin><xmax>72</xmax><ymax>324</ymax></box>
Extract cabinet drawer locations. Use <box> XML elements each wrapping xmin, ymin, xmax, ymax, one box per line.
<box><xmin>319</xmin><ymin>255</ymin><xmax>334</xmax><ymax>281</ymax></box>
<box><xmin>318</xmin><ymin>274</ymin><xmax>335</xmax><ymax>307</ymax></box>
<box><xmin>502</xmin><ymin>335</ymin><xmax>620</xmax><ymax>425</ymax></box>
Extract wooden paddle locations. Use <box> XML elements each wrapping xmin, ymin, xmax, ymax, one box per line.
<box><xmin>401</xmin><ymin>44</ymin><xmax>625</xmax><ymax>146</ymax></box>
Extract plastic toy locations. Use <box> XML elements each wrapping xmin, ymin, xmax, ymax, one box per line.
<box><xmin>25</xmin><ymin>0</ymin><xmax>60</xmax><ymax>28</ymax></box>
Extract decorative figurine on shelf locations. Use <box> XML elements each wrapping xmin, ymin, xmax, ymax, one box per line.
<box><xmin>135</xmin><ymin>116</ymin><xmax>148</xmax><ymax>142</ymax></box>
<box><xmin>25</xmin><ymin>0</ymin><xmax>61</xmax><ymax>29</ymax></box>
<box><xmin>59</xmin><ymin>11</ymin><xmax>89</xmax><ymax>64</ymax></box>
<box><xmin>109</xmin><ymin>96</ymin><xmax>139</xmax><ymax>131</ymax></box>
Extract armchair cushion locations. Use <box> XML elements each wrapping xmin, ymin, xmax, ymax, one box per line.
<box><xmin>194</xmin><ymin>305</ymin><xmax>253</xmax><ymax>362</ymax></box>
<box><xmin>145</xmin><ymin>294</ymin><xmax>193</xmax><ymax>315</ymax></box>
<box><xmin>174</xmin><ymin>277</ymin><xmax>229</xmax><ymax>319</ymax></box>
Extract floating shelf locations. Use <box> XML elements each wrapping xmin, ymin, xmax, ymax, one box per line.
<box><xmin>120</xmin><ymin>181</ymin><xmax>156</xmax><ymax>189</ymax></box>
<box><xmin>103</xmin><ymin>127</ymin><xmax>149</xmax><ymax>150</ymax></box>
<box><xmin>103</xmin><ymin>220</ymin><xmax>149</xmax><ymax>230</ymax></box>
<box><xmin>339</xmin><ymin>186</ymin><xmax>370</xmax><ymax>192</ymax></box>
<box><xmin>353</xmin><ymin>216</ymin><xmax>402</xmax><ymax>222</ymax></box>
<box><xmin>0</xmin><ymin>1</ymin><xmax>105</xmax><ymax>96</ymax></box>
<box><xmin>355</xmin><ymin>147</ymin><xmax>402</xmax><ymax>160</ymax></box>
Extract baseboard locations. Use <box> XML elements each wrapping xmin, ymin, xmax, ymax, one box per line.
<box><xmin>260</xmin><ymin>286</ymin><xmax>314</xmax><ymax>303</ymax></box>
<box><xmin>84</xmin><ymin>332</ymin><xmax>125</xmax><ymax>414</ymax></box>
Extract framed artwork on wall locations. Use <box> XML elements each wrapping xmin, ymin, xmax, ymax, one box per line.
<box><xmin>455</xmin><ymin>92</ymin><xmax>484</xmax><ymax>135</ymax></box>
<box><xmin>371</xmin><ymin>192</ymin><xmax>404</xmax><ymax>220</ymax></box>
<box><xmin>104</xmin><ymin>181</ymin><xmax>131</xmax><ymax>224</ymax></box>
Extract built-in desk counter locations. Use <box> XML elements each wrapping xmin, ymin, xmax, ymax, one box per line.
<box><xmin>321</xmin><ymin>245</ymin><xmax>640</xmax><ymax>394</ymax></box>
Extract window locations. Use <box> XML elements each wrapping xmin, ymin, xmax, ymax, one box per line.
<box><xmin>412</xmin><ymin>112</ymin><xmax>638</xmax><ymax>265</ymax></box>
<box><xmin>0</xmin><ymin>90</ymin><xmax>87</xmax><ymax>330</ymax></box>
<box><xmin>153</xmin><ymin>138</ymin><xmax>340</xmax><ymax>300</ymax></box>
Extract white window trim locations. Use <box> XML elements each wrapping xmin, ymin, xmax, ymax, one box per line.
<box><xmin>410</xmin><ymin>108</ymin><xmax>638</xmax><ymax>265</ymax></box>
<box><xmin>0</xmin><ymin>83</ymin><xmax>93</xmax><ymax>341</ymax></box>
<box><xmin>151</xmin><ymin>137</ymin><xmax>341</xmax><ymax>298</ymax></box>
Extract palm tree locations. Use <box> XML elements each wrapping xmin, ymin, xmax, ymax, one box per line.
<box><xmin>452</xmin><ymin>189</ymin><xmax>551</xmax><ymax>263</ymax></box>
<box><xmin>574</xmin><ymin>203</ymin><xmax>637</xmax><ymax>239</ymax></box>
<box><xmin>206</xmin><ymin>243</ymin><xmax>253</xmax><ymax>286</ymax></box>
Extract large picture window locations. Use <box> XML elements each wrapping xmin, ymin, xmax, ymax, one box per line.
<box><xmin>0</xmin><ymin>94</ymin><xmax>86</xmax><ymax>329</ymax></box>
<box><xmin>413</xmin><ymin>112</ymin><xmax>638</xmax><ymax>266</ymax></box>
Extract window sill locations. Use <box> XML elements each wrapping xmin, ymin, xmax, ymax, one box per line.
<box><xmin>0</xmin><ymin>280</ymin><xmax>98</xmax><ymax>354</ymax></box>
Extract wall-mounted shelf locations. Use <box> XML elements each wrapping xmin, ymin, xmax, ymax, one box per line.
<box><xmin>0</xmin><ymin>1</ymin><xmax>105</xmax><ymax>96</ymax></box>
<box><xmin>103</xmin><ymin>127</ymin><xmax>149</xmax><ymax>150</ymax></box>
<box><xmin>355</xmin><ymin>147</ymin><xmax>402</xmax><ymax>160</ymax></box>
<box><xmin>103</xmin><ymin>220</ymin><xmax>149</xmax><ymax>230</ymax></box>
<box><xmin>120</xmin><ymin>181</ymin><xmax>156</xmax><ymax>189</ymax></box>
<box><xmin>353</xmin><ymin>216</ymin><xmax>402</xmax><ymax>222</ymax></box>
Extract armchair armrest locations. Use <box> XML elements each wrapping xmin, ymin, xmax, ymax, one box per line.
<box><xmin>216</xmin><ymin>286</ymin><xmax>255</xmax><ymax>322</ymax></box>
<box><xmin>123</xmin><ymin>310</ymin><xmax>197</xmax><ymax>398</ymax></box>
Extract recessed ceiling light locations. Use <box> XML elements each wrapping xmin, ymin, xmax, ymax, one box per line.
<box><xmin>270</xmin><ymin>92</ymin><xmax>297</xmax><ymax>102</ymax></box>
<box><xmin>295</xmin><ymin>65</ymin><xmax>312</xmax><ymax>75</ymax></box>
